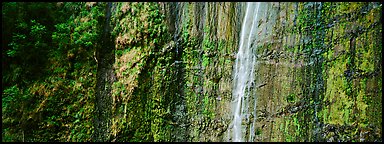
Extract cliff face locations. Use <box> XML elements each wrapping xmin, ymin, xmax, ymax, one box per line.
<box><xmin>238</xmin><ymin>2</ymin><xmax>382</xmax><ymax>142</ymax></box>
<box><xmin>106</xmin><ymin>2</ymin><xmax>382</xmax><ymax>142</ymax></box>
<box><xmin>105</xmin><ymin>2</ymin><xmax>381</xmax><ymax>142</ymax></box>
<box><xmin>107</xmin><ymin>2</ymin><xmax>243</xmax><ymax>141</ymax></box>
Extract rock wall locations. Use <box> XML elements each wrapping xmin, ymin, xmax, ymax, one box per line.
<box><xmin>107</xmin><ymin>2</ymin><xmax>381</xmax><ymax>142</ymax></box>
<box><xmin>163</xmin><ymin>2</ymin><xmax>243</xmax><ymax>141</ymax></box>
<box><xmin>249</xmin><ymin>2</ymin><xmax>382</xmax><ymax>142</ymax></box>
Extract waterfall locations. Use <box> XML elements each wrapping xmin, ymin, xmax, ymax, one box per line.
<box><xmin>231</xmin><ymin>2</ymin><xmax>261</xmax><ymax>142</ymax></box>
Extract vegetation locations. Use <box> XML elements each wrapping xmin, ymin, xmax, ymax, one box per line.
<box><xmin>2</xmin><ymin>2</ymin><xmax>102</xmax><ymax>141</ymax></box>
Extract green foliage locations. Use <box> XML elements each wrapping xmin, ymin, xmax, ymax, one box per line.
<box><xmin>2</xmin><ymin>2</ymin><xmax>58</xmax><ymax>87</ymax></box>
<box><xmin>286</xmin><ymin>94</ymin><xmax>296</xmax><ymax>103</ymax></box>
<box><xmin>6</xmin><ymin>34</ymin><xmax>26</xmax><ymax>57</ymax></box>
<box><xmin>2</xmin><ymin>85</ymin><xmax>22</xmax><ymax>113</ymax></box>
<box><xmin>30</xmin><ymin>20</ymin><xmax>47</xmax><ymax>38</ymax></box>
<box><xmin>2</xmin><ymin>85</ymin><xmax>36</xmax><ymax>142</ymax></box>
<box><xmin>2</xmin><ymin>2</ymin><xmax>101</xmax><ymax>142</ymax></box>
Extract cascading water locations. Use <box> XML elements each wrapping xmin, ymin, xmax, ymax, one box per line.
<box><xmin>231</xmin><ymin>2</ymin><xmax>261</xmax><ymax>142</ymax></box>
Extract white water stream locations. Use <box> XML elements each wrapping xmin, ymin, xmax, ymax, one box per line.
<box><xmin>231</xmin><ymin>2</ymin><xmax>261</xmax><ymax>142</ymax></box>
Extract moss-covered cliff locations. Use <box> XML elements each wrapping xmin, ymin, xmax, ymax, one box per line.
<box><xmin>2</xmin><ymin>2</ymin><xmax>382</xmax><ymax>142</ymax></box>
<box><xmin>248</xmin><ymin>2</ymin><xmax>382</xmax><ymax>142</ymax></box>
<box><xmin>106</xmin><ymin>2</ymin><xmax>381</xmax><ymax>142</ymax></box>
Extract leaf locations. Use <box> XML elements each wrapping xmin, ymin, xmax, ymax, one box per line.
<box><xmin>6</xmin><ymin>49</ymin><xmax>17</xmax><ymax>57</ymax></box>
<box><xmin>74</xmin><ymin>119</ymin><xmax>80</xmax><ymax>124</ymax></box>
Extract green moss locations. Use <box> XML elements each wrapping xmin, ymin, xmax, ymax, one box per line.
<box><xmin>286</xmin><ymin>93</ymin><xmax>296</xmax><ymax>103</ymax></box>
